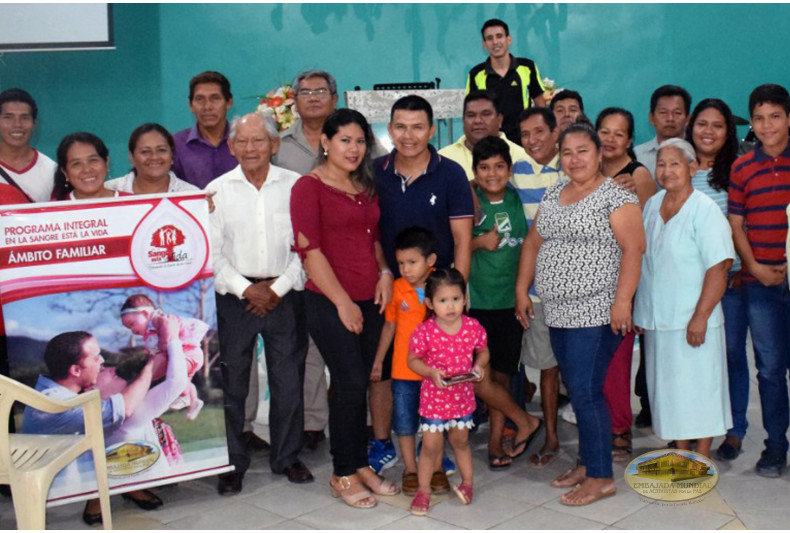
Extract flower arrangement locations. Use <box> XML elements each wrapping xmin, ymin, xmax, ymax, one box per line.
<box><xmin>542</xmin><ymin>77</ymin><xmax>561</xmax><ymax>103</ymax></box>
<box><xmin>256</xmin><ymin>84</ymin><xmax>298</xmax><ymax>131</ymax></box>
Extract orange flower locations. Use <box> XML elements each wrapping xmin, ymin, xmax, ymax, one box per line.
<box><xmin>268</xmin><ymin>96</ymin><xmax>284</xmax><ymax>107</ymax></box>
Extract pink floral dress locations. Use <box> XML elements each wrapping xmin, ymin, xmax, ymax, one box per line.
<box><xmin>410</xmin><ymin>316</ymin><xmax>487</xmax><ymax>426</ymax></box>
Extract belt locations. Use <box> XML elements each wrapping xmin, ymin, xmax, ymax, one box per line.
<box><xmin>245</xmin><ymin>276</ymin><xmax>277</xmax><ymax>284</ymax></box>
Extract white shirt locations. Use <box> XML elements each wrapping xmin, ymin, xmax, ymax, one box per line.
<box><xmin>206</xmin><ymin>163</ymin><xmax>305</xmax><ymax>299</ymax></box>
<box><xmin>0</xmin><ymin>150</ymin><xmax>56</xmax><ymax>202</ymax></box>
<box><xmin>105</xmin><ymin>171</ymin><xmax>198</xmax><ymax>193</ymax></box>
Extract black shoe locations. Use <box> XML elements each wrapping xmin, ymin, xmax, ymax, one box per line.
<box><xmin>755</xmin><ymin>448</ymin><xmax>787</xmax><ymax>478</ymax></box>
<box><xmin>218</xmin><ymin>472</ymin><xmax>244</xmax><ymax>495</ymax></box>
<box><xmin>243</xmin><ymin>431</ymin><xmax>271</xmax><ymax>452</ymax></box>
<box><xmin>304</xmin><ymin>430</ymin><xmax>326</xmax><ymax>451</ymax></box>
<box><xmin>0</xmin><ymin>485</ymin><xmax>10</xmax><ymax>498</ymax></box>
<box><xmin>277</xmin><ymin>461</ymin><xmax>314</xmax><ymax>484</ymax></box>
<box><xmin>82</xmin><ymin>502</ymin><xmax>102</xmax><ymax>526</ymax></box>
<box><xmin>716</xmin><ymin>437</ymin><xmax>742</xmax><ymax>461</ymax></box>
<box><xmin>634</xmin><ymin>409</ymin><xmax>652</xmax><ymax>429</ymax></box>
<box><xmin>122</xmin><ymin>489</ymin><xmax>163</xmax><ymax>511</ymax></box>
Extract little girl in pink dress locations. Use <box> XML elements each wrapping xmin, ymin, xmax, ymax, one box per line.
<box><xmin>407</xmin><ymin>268</ymin><xmax>489</xmax><ymax>515</ymax></box>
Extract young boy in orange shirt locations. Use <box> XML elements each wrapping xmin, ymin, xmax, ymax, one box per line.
<box><xmin>371</xmin><ymin>226</ymin><xmax>438</xmax><ymax>495</ymax></box>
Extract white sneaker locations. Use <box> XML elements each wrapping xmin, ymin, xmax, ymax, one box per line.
<box><xmin>186</xmin><ymin>398</ymin><xmax>204</xmax><ymax>421</ymax></box>
<box><xmin>559</xmin><ymin>403</ymin><xmax>577</xmax><ymax>425</ymax></box>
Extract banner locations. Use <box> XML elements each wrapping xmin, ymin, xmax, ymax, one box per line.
<box><xmin>0</xmin><ymin>193</ymin><xmax>230</xmax><ymax>506</ymax></box>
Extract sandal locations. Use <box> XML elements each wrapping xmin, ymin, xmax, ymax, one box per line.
<box><xmin>559</xmin><ymin>483</ymin><xmax>616</xmax><ymax>506</ymax></box>
<box><xmin>330</xmin><ymin>474</ymin><xmax>377</xmax><ymax>509</ymax></box>
<box><xmin>361</xmin><ymin>467</ymin><xmax>400</xmax><ymax>496</ymax></box>
<box><xmin>551</xmin><ymin>466</ymin><xmax>586</xmax><ymax>488</ymax></box>
<box><xmin>453</xmin><ymin>482</ymin><xmax>473</xmax><ymax>505</ymax></box>
<box><xmin>410</xmin><ymin>490</ymin><xmax>431</xmax><ymax>516</ymax></box>
<box><xmin>402</xmin><ymin>471</ymin><xmax>419</xmax><ymax>496</ymax></box>
<box><xmin>488</xmin><ymin>453</ymin><xmax>512</xmax><ymax>470</ymax></box>
<box><xmin>612</xmin><ymin>432</ymin><xmax>632</xmax><ymax>463</ymax></box>
<box><xmin>430</xmin><ymin>471</ymin><xmax>450</xmax><ymax>494</ymax></box>
<box><xmin>509</xmin><ymin>419</ymin><xmax>544</xmax><ymax>459</ymax></box>
<box><xmin>529</xmin><ymin>448</ymin><xmax>560</xmax><ymax>468</ymax></box>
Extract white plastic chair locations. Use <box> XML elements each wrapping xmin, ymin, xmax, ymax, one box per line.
<box><xmin>0</xmin><ymin>374</ymin><xmax>112</xmax><ymax>530</ymax></box>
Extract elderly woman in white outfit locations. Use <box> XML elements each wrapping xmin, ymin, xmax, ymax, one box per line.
<box><xmin>634</xmin><ymin>138</ymin><xmax>734</xmax><ymax>458</ymax></box>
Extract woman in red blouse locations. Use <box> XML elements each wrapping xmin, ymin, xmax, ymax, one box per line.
<box><xmin>290</xmin><ymin>109</ymin><xmax>396</xmax><ymax>508</ymax></box>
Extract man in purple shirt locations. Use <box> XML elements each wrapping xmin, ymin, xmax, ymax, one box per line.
<box><xmin>172</xmin><ymin>71</ymin><xmax>238</xmax><ymax>188</ymax></box>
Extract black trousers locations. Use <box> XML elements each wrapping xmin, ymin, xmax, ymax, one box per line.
<box><xmin>216</xmin><ymin>290</ymin><xmax>307</xmax><ymax>474</ymax></box>
<box><xmin>304</xmin><ymin>291</ymin><xmax>383</xmax><ymax>476</ymax></box>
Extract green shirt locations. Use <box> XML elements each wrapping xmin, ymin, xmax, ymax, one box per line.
<box><xmin>469</xmin><ymin>187</ymin><xmax>527</xmax><ymax>309</ymax></box>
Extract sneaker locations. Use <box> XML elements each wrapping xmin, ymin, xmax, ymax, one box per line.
<box><xmin>442</xmin><ymin>455</ymin><xmax>457</xmax><ymax>476</ymax></box>
<box><xmin>755</xmin><ymin>448</ymin><xmax>787</xmax><ymax>478</ymax></box>
<box><xmin>368</xmin><ymin>439</ymin><xmax>398</xmax><ymax>474</ymax></box>
<box><xmin>558</xmin><ymin>403</ymin><xmax>577</xmax><ymax>425</ymax></box>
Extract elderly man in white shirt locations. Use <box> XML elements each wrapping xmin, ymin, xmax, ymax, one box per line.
<box><xmin>207</xmin><ymin>112</ymin><xmax>312</xmax><ymax>495</ymax></box>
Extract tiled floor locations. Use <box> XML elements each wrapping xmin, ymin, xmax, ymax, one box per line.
<box><xmin>4</xmin><ymin>347</ymin><xmax>789</xmax><ymax>530</ymax></box>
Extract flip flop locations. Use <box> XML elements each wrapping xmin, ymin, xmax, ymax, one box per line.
<box><xmin>488</xmin><ymin>453</ymin><xmax>512</xmax><ymax>470</ymax></box>
<box><xmin>529</xmin><ymin>448</ymin><xmax>560</xmax><ymax>468</ymax></box>
<box><xmin>509</xmin><ymin>418</ymin><xmax>544</xmax><ymax>459</ymax></box>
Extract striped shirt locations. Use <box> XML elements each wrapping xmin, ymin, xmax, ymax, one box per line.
<box><xmin>728</xmin><ymin>143</ymin><xmax>790</xmax><ymax>281</ymax></box>
<box><xmin>691</xmin><ymin>169</ymin><xmax>741</xmax><ymax>272</ymax></box>
<box><xmin>510</xmin><ymin>152</ymin><xmax>564</xmax><ymax>300</ymax></box>
<box><xmin>510</xmin><ymin>152</ymin><xmax>564</xmax><ymax>226</ymax></box>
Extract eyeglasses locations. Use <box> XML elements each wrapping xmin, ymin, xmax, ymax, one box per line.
<box><xmin>233</xmin><ymin>138</ymin><xmax>268</xmax><ymax>148</ymax></box>
<box><xmin>297</xmin><ymin>88</ymin><xmax>332</xmax><ymax>98</ymax></box>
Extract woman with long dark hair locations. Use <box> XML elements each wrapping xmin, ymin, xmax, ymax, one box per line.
<box><xmin>686</xmin><ymin>98</ymin><xmax>746</xmax><ymax>461</ymax></box>
<box><xmin>290</xmin><ymin>108</ymin><xmax>397</xmax><ymax>508</ymax></box>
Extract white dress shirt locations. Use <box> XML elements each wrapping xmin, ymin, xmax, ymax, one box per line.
<box><xmin>206</xmin><ymin>164</ymin><xmax>305</xmax><ymax>299</ymax></box>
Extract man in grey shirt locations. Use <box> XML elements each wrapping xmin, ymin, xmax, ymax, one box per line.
<box><xmin>633</xmin><ymin>85</ymin><xmax>692</xmax><ymax>177</ymax></box>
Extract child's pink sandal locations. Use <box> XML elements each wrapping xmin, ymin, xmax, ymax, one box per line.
<box><xmin>409</xmin><ymin>490</ymin><xmax>431</xmax><ymax>516</ymax></box>
<box><xmin>453</xmin><ymin>482</ymin><xmax>473</xmax><ymax>505</ymax></box>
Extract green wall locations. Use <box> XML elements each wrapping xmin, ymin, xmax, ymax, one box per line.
<box><xmin>1</xmin><ymin>3</ymin><xmax>788</xmax><ymax>176</ymax></box>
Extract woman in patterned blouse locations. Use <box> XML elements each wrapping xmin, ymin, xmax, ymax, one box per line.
<box><xmin>515</xmin><ymin>123</ymin><xmax>645</xmax><ymax>506</ymax></box>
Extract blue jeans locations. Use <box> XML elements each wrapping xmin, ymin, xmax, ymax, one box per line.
<box><xmin>745</xmin><ymin>280</ymin><xmax>790</xmax><ymax>454</ymax></box>
<box><xmin>392</xmin><ymin>379</ymin><xmax>421</xmax><ymax>436</ymax></box>
<box><xmin>721</xmin><ymin>275</ymin><xmax>750</xmax><ymax>439</ymax></box>
<box><xmin>549</xmin><ymin>325</ymin><xmax>621</xmax><ymax>478</ymax></box>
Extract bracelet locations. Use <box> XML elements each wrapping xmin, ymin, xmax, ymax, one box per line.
<box><xmin>379</xmin><ymin>268</ymin><xmax>393</xmax><ymax>277</ymax></box>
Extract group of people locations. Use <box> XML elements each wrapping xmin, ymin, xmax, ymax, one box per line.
<box><xmin>2</xmin><ymin>16</ymin><xmax>789</xmax><ymax>521</ymax></box>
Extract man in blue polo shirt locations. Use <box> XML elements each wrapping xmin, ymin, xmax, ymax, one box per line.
<box><xmin>370</xmin><ymin>95</ymin><xmax>474</xmax><ymax>479</ymax></box>
<box><xmin>376</xmin><ymin>95</ymin><xmax>474</xmax><ymax>277</ymax></box>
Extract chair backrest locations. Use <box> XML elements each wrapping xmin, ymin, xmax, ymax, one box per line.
<box><xmin>0</xmin><ymin>374</ymin><xmax>27</xmax><ymax>479</ymax></box>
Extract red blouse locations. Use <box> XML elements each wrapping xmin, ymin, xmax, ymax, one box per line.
<box><xmin>290</xmin><ymin>175</ymin><xmax>380</xmax><ymax>301</ymax></box>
